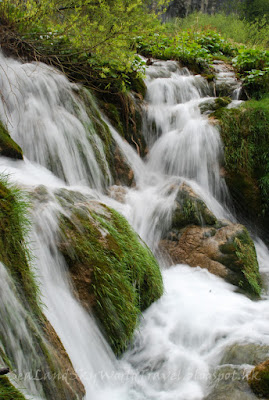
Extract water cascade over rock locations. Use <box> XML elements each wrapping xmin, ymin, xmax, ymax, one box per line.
<box><xmin>0</xmin><ymin>52</ymin><xmax>268</xmax><ymax>400</ymax></box>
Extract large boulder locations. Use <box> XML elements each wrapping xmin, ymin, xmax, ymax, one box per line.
<box><xmin>248</xmin><ymin>360</ymin><xmax>269</xmax><ymax>398</ymax></box>
<box><xmin>56</xmin><ymin>189</ymin><xmax>163</xmax><ymax>355</ymax></box>
<box><xmin>160</xmin><ymin>183</ymin><xmax>262</xmax><ymax>295</ymax></box>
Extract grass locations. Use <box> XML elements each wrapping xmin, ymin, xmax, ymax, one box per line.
<box><xmin>0</xmin><ymin>175</ymin><xmax>40</xmax><ymax>315</ymax></box>
<box><xmin>234</xmin><ymin>229</ymin><xmax>261</xmax><ymax>295</ymax></box>
<box><xmin>171</xmin><ymin>12</ymin><xmax>269</xmax><ymax>49</ymax></box>
<box><xmin>0</xmin><ymin>377</ymin><xmax>27</xmax><ymax>400</ymax></box>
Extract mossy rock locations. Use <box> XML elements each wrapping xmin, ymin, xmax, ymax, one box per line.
<box><xmin>97</xmin><ymin>90</ymin><xmax>147</xmax><ymax>157</ymax></box>
<box><xmin>0</xmin><ymin>121</ymin><xmax>23</xmax><ymax>160</ymax></box>
<box><xmin>199</xmin><ymin>97</ymin><xmax>232</xmax><ymax>114</ymax></box>
<box><xmin>0</xmin><ymin>376</ymin><xmax>27</xmax><ymax>400</ymax></box>
<box><xmin>218</xmin><ymin>226</ymin><xmax>261</xmax><ymax>296</ymax></box>
<box><xmin>57</xmin><ymin>192</ymin><xmax>163</xmax><ymax>354</ymax></box>
<box><xmin>248</xmin><ymin>360</ymin><xmax>269</xmax><ymax>398</ymax></box>
<box><xmin>214</xmin><ymin>98</ymin><xmax>269</xmax><ymax>234</ymax></box>
<box><xmin>163</xmin><ymin>183</ymin><xmax>261</xmax><ymax>296</ymax></box>
<box><xmin>172</xmin><ymin>183</ymin><xmax>217</xmax><ymax>229</ymax></box>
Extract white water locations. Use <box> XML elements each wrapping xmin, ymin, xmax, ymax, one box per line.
<box><xmin>0</xmin><ymin>53</ymin><xmax>268</xmax><ymax>400</ymax></box>
<box><xmin>0</xmin><ymin>262</ymin><xmax>44</xmax><ymax>399</ymax></box>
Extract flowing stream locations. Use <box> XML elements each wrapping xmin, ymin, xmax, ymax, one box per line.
<box><xmin>0</xmin><ymin>53</ymin><xmax>269</xmax><ymax>400</ymax></box>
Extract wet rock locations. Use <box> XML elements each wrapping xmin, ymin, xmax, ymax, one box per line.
<box><xmin>0</xmin><ymin>120</ymin><xmax>23</xmax><ymax>160</ymax></box>
<box><xmin>113</xmin><ymin>145</ymin><xmax>134</xmax><ymax>186</ymax></box>
<box><xmin>221</xmin><ymin>343</ymin><xmax>269</xmax><ymax>366</ymax></box>
<box><xmin>205</xmin><ymin>365</ymin><xmax>259</xmax><ymax>400</ymax></box>
<box><xmin>199</xmin><ymin>97</ymin><xmax>232</xmax><ymax>115</ymax></box>
<box><xmin>212</xmin><ymin>60</ymin><xmax>242</xmax><ymax>98</ymax></box>
<box><xmin>171</xmin><ymin>183</ymin><xmax>217</xmax><ymax>229</ymax></box>
<box><xmin>107</xmin><ymin>185</ymin><xmax>128</xmax><ymax>203</ymax></box>
<box><xmin>160</xmin><ymin>183</ymin><xmax>262</xmax><ymax>295</ymax></box>
<box><xmin>248</xmin><ymin>360</ymin><xmax>269</xmax><ymax>398</ymax></box>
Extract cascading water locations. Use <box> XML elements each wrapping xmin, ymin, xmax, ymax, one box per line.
<box><xmin>0</xmin><ymin>52</ymin><xmax>111</xmax><ymax>189</ymax></box>
<box><xmin>0</xmin><ymin>51</ymin><xmax>268</xmax><ymax>400</ymax></box>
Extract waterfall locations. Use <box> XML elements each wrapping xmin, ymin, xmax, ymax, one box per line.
<box><xmin>0</xmin><ymin>52</ymin><xmax>111</xmax><ymax>189</ymax></box>
<box><xmin>0</xmin><ymin>51</ymin><xmax>268</xmax><ymax>400</ymax></box>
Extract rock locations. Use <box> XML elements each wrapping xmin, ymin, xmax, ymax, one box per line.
<box><xmin>221</xmin><ymin>343</ymin><xmax>269</xmax><ymax>366</ymax></box>
<box><xmin>205</xmin><ymin>365</ymin><xmax>259</xmax><ymax>400</ymax></box>
<box><xmin>57</xmin><ymin>191</ymin><xmax>163</xmax><ymax>354</ymax></box>
<box><xmin>0</xmin><ymin>120</ymin><xmax>23</xmax><ymax>160</ymax></box>
<box><xmin>41</xmin><ymin>317</ymin><xmax>85</xmax><ymax>400</ymax></box>
<box><xmin>161</xmin><ymin>183</ymin><xmax>262</xmax><ymax>295</ymax></box>
<box><xmin>113</xmin><ymin>145</ymin><xmax>134</xmax><ymax>186</ymax></box>
<box><xmin>212</xmin><ymin>60</ymin><xmax>242</xmax><ymax>98</ymax></box>
<box><xmin>199</xmin><ymin>97</ymin><xmax>232</xmax><ymax>115</ymax></box>
<box><xmin>107</xmin><ymin>185</ymin><xmax>128</xmax><ymax>203</ymax></box>
<box><xmin>248</xmin><ymin>360</ymin><xmax>269</xmax><ymax>398</ymax></box>
<box><xmin>171</xmin><ymin>183</ymin><xmax>217</xmax><ymax>229</ymax></box>
<box><xmin>0</xmin><ymin>368</ymin><xmax>9</xmax><ymax>376</ymax></box>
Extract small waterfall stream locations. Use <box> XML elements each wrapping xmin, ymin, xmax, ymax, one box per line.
<box><xmin>0</xmin><ymin>53</ymin><xmax>269</xmax><ymax>400</ymax></box>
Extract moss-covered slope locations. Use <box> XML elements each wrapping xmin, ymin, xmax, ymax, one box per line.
<box><xmin>57</xmin><ymin>190</ymin><xmax>163</xmax><ymax>355</ymax></box>
<box><xmin>215</xmin><ymin>97</ymin><xmax>269</xmax><ymax>233</ymax></box>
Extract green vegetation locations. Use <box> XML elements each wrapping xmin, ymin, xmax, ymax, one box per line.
<box><xmin>58</xmin><ymin>199</ymin><xmax>163</xmax><ymax>355</ymax></box>
<box><xmin>0</xmin><ymin>0</ymin><xmax>164</xmax><ymax>93</ymax></box>
<box><xmin>0</xmin><ymin>179</ymin><xmax>85</xmax><ymax>399</ymax></box>
<box><xmin>215</xmin><ymin>97</ymin><xmax>269</xmax><ymax>228</ymax></box>
<box><xmin>248</xmin><ymin>359</ymin><xmax>269</xmax><ymax>397</ymax></box>
<box><xmin>136</xmin><ymin>27</ymin><xmax>237</xmax><ymax>72</ymax></box>
<box><xmin>172</xmin><ymin>12</ymin><xmax>269</xmax><ymax>48</ymax></box>
<box><xmin>0</xmin><ymin>377</ymin><xmax>26</xmax><ymax>400</ymax></box>
<box><xmin>0</xmin><ymin>175</ymin><xmax>40</xmax><ymax>314</ymax></box>
<box><xmin>234</xmin><ymin>229</ymin><xmax>261</xmax><ymax>295</ymax></box>
<box><xmin>0</xmin><ymin>121</ymin><xmax>23</xmax><ymax>160</ymax></box>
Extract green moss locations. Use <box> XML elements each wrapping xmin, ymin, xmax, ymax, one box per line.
<box><xmin>0</xmin><ymin>121</ymin><xmax>23</xmax><ymax>160</ymax></box>
<box><xmin>218</xmin><ymin>227</ymin><xmax>261</xmax><ymax>296</ymax></box>
<box><xmin>248</xmin><ymin>360</ymin><xmax>269</xmax><ymax>397</ymax></box>
<box><xmin>215</xmin><ymin>98</ymin><xmax>269</xmax><ymax>230</ymax></box>
<box><xmin>59</xmin><ymin>202</ymin><xmax>163</xmax><ymax>355</ymax></box>
<box><xmin>0</xmin><ymin>376</ymin><xmax>26</xmax><ymax>400</ymax></box>
<box><xmin>0</xmin><ymin>176</ymin><xmax>40</xmax><ymax>314</ymax></box>
<box><xmin>234</xmin><ymin>229</ymin><xmax>262</xmax><ymax>295</ymax></box>
<box><xmin>199</xmin><ymin>97</ymin><xmax>232</xmax><ymax>114</ymax></box>
<box><xmin>129</xmin><ymin>75</ymin><xmax>147</xmax><ymax>98</ymax></box>
<box><xmin>172</xmin><ymin>190</ymin><xmax>217</xmax><ymax>229</ymax></box>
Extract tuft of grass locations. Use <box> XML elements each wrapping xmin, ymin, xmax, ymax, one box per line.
<box><xmin>0</xmin><ymin>175</ymin><xmax>40</xmax><ymax>316</ymax></box>
<box><xmin>0</xmin><ymin>377</ymin><xmax>27</xmax><ymax>400</ymax></box>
